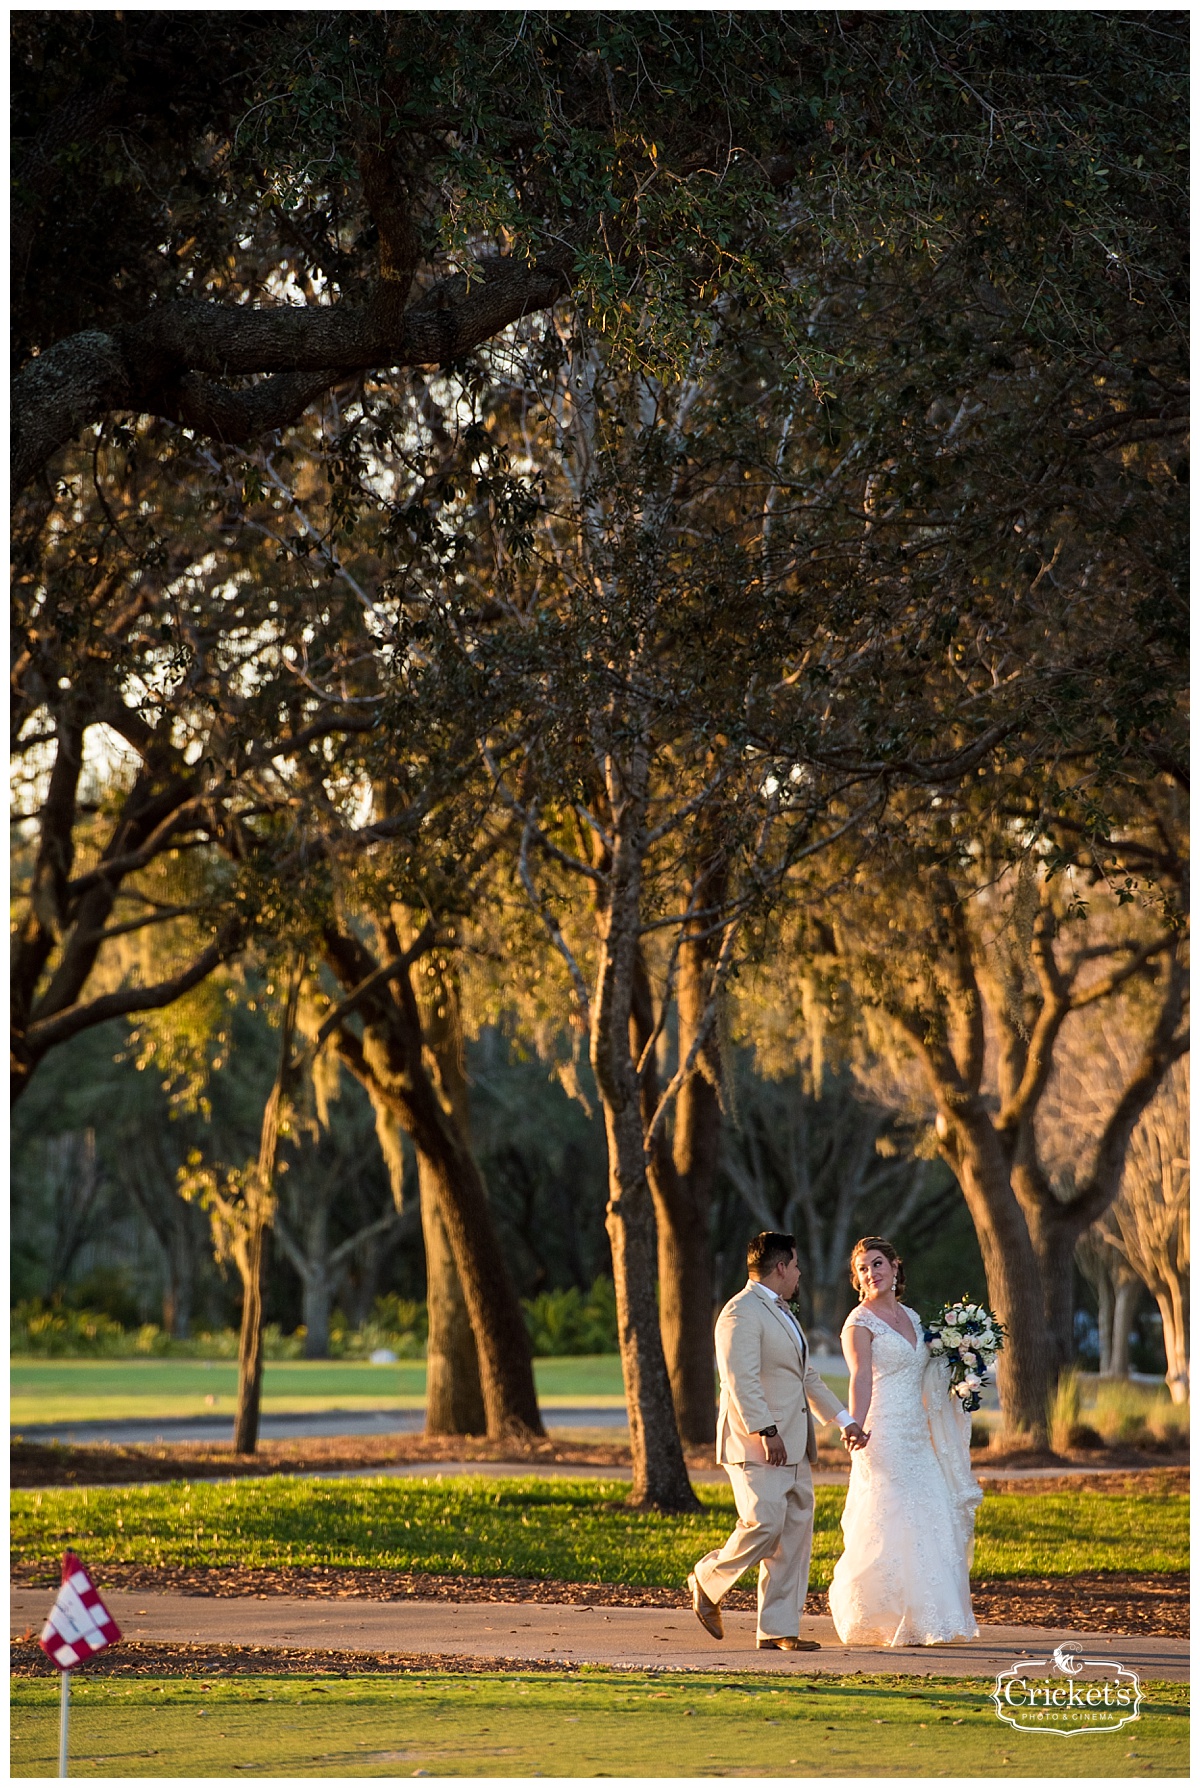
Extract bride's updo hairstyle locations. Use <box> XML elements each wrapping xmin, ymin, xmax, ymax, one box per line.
<box><xmin>849</xmin><ymin>1236</ymin><xmax>906</xmax><ymax>1301</ymax></box>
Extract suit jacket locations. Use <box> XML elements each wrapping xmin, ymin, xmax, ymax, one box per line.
<box><xmin>715</xmin><ymin>1280</ymin><xmax>844</xmax><ymax>1466</ymax></box>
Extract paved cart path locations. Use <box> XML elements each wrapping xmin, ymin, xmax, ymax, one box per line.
<box><xmin>10</xmin><ymin>1589</ymin><xmax>1188</xmax><ymax>1681</ymax></box>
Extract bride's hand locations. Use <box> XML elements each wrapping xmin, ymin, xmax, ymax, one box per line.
<box><xmin>843</xmin><ymin>1423</ymin><xmax>869</xmax><ymax>1451</ymax></box>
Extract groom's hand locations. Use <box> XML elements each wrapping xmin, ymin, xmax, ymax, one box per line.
<box><xmin>763</xmin><ymin>1431</ymin><xmax>788</xmax><ymax>1465</ymax></box>
<box><xmin>842</xmin><ymin>1423</ymin><xmax>869</xmax><ymax>1451</ymax></box>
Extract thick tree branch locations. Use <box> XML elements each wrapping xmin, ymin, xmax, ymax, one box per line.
<box><xmin>299</xmin><ymin>923</ymin><xmax>437</xmax><ymax>1067</ymax></box>
<box><xmin>1069</xmin><ymin>932</ymin><xmax>1175</xmax><ymax>1009</ymax></box>
<box><xmin>995</xmin><ymin>899</ymin><xmax>1071</xmax><ymax>1133</ymax></box>
<box><xmin>1062</xmin><ymin>951</ymin><xmax>1189</xmax><ymax>1231</ymax></box>
<box><xmin>22</xmin><ymin>926</ymin><xmax>241</xmax><ymax>1058</ymax></box>
<box><xmin>13</xmin><ymin>256</ymin><xmax>572</xmax><ymax>491</ymax></box>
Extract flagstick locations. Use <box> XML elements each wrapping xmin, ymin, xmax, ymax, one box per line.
<box><xmin>59</xmin><ymin>1669</ymin><xmax>70</xmax><ymax>1777</ymax></box>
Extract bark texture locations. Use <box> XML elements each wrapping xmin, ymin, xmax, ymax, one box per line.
<box><xmin>589</xmin><ymin>789</ymin><xmax>700</xmax><ymax>1511</ymax></box>
<box><xmin>420</xmin><ymin>1172</ymin><xmax>487</xmax><ymax>1436</ymax></box>
<box><xmin>410</xmin><ymin>944</ymin><xmax>486</xmax><ymax>1437</ymax></box>
<box><xmin>13</xmin><ymin>259</ymin><xmax>570</xmax><ymax>493</ymax></box>
<box><xmin>233</xmin><ymin>964</ymin><xmax>303</xmax><ymax>1454</ymax></box>
<box><xmin>634</xmin><ymin>950</ymin><xmax>719</xmax><ymax>1446</ymax></box>
<box><xmin>325</xmin><ymin>922</ymin><xmax>541</xmax><ymax>1439</ymax></box>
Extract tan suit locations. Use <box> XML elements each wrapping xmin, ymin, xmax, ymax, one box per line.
<box><xmin>695</xmin><ymin>1280</ymin><xmax>845</xmax><ymax>1642</ymax></box>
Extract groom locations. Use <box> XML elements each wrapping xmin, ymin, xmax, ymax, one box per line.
<box><xmin>689</xmin><ymin>1232</ymin><xmax>866</xmax><ymax>1651</ymax></box>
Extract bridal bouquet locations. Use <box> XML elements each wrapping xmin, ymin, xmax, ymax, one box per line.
<box><xmin>923</xmin><ymin>1299</ymin><xmax>1006</xmax><ymax>1412</ymax></box>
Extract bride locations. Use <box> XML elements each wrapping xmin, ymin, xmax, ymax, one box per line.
<box><xmin>828</xmin><ymin>1235</ymin><xmax>981</xmax><ymax>1647</ymax></box>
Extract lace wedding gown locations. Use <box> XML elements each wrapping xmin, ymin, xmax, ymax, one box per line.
<box><xmin>828</xmin><ymin>1302</ymin><xmax>981</xmax><ymax>1646</ymax></box>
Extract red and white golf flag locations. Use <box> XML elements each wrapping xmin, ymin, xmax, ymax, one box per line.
<box><xmin>39</xmin><ymin>1552</ymin><xmax>121</xmax><ymax>1670</ymax></box>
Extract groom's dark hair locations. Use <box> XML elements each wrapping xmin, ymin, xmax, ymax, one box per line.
<box><xmin>747</xmin><ymin>1232</ymin><xmax>796</xmax><ymax>1277</ymax></box>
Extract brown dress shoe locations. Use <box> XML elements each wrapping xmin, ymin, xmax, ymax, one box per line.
<box><xmin>757</xmin><ymin>1637</ymin><xmax>821</xmax><ymax>1651</ymax></box>
<box><xmin>688</xmin><ymin>1571</ymin><xmax>724</xmax><ymax>1640</ymax></box>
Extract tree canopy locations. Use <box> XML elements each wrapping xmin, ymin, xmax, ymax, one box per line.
<box><xmin>14</xmin><ymin>12</ymin><xmax>1187</xmax><ymax>492</ymax></box>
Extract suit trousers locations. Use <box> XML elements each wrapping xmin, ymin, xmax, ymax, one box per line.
<box><xmin>693</xmin><ymin>1461</ymin><xmax>816</xmax><ymax>1642</ymax></box>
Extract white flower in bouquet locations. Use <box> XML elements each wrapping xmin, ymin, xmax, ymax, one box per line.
<box><xmin>928</xmin><ymin>1295</ymin><xmax>1004</xmax><ymax>1411</ymax></box>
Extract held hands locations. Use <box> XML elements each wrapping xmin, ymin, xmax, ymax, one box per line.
<box><xmin>842</xmin><ymin>1422</ymin><xmax>869</xmax><ymax>1452</ymax></box>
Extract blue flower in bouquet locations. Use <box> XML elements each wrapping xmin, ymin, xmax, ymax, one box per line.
<box><xmin>923</xmin><ymin>1298</ymin><xmax>1006</xmax><ymax>1412</ymax></box>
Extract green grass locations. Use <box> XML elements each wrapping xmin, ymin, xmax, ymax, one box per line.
<box><xmin>9</xmin><ymin>1357</ymin><xmax>628</xmax><ymax>1427</ymax></box>
<box><xmin>9</xmin><ymin>1671</ymin><xmax>1187</xmax><ymax>1778</ymax></box>
<box><xmin>11</xmin><ymin>1477</ymin><xmax>1187</xmax><ymax>1587</ymax></box>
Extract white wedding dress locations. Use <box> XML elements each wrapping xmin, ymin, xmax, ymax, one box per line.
<box><xmin>828</xmin><ymin>1302</ymin><xmax>981</xmax><ymax>1646</ymax></box>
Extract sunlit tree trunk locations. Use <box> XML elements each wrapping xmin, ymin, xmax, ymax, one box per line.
<box><xmin>419</xmin><ymin>1159</ymin><xmax>487</xmax><ymax>1434</ymax></box>
<box><xmin>1109</xmin><ymin>1277</ymin><xmax>1140</xmax><ymax>1379</ymax></box>
<box><xmin>1156</xmin><ymin>1271</ymin><xmax>1190</xmax><ymax>1404</ymax></box>
<box><xmin>590</xmin><ymin>792</ymin><xmax>699</xmax><ymax>1511</ymax></box>
<box><xmin>938</xmin><ymin>1107</ymin><xmax>1052</xmax><ymax>1445</ymax></box>
<box><xmin>408</xmin><ymin>940</ymin><xmax>487</xmax><ymax>1435</ymax></box>
<box><xmin>326</xmin><ymin>923</ymin><xmax>542</xmax><ymax>1440</ymax></box>
<box><xmin>363</xmin><ymin>1088</ymin><xmax>482</xmax><ymax>1428</ymax></box>
<box><xmin>233</xmin><ymin>960</ymin><xmax>303</xmax><ymax>1454</ymax></box>
<box><xmin>634</xmin><ymin>947</ymin><xmax>718</xmax><ymax>1447</ymax></box>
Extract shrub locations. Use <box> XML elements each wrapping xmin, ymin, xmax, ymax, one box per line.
<box><xmin>325</xmin><ymin>1296</ymin><xmax>428</xmax><ymax>1360</ymax></box>
<box><xmin>10</xmin><ymin>1304</ymin><xmax>426</xmax><ymax>1361</ymax></box>
<box><xmin>522</xmin><ymin>1278</ymin><xmax>619</xmax><ymax>1356</ymax></box>
<box><xmin>1047</xmin><ymin>1368</ymin><xmax>1082</xmax><ymax>1453</ymax></box>
<box><xmin>1145</xmin><ymin>1395</ymin><xmax>1190</xmax><ymax>1449</ymax></box>
<box><xmin>12</xmin><ymin>1284</ymin><xmax>622</xmax><ymax>1363</ymax></box>
<box><xmin>1092</xmin><ymin>1379</ymin><xmax>1189</xmax><ymax>1449</ymax></box>
<box><xmin>1092</xmin><ymin>1380</ymin><xmax>1149</xmax><ymax>1445</ymax></box>
<box><xmin>10</xmin><ymin>1301</ymin><xmax>128</xmax><ymax>1356</ymax></box>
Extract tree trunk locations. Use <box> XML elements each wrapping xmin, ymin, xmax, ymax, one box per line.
<box><xmin>1155</xmin><ymin>1270</ymin><xmax>1189</xmax><ymax>1404</ymax></box>
<box><xmin>407</xmin><ymin>937</ymin><xmax>487</xmax><ymax>1437</ymax></box>
<box><xmin>1095</xmin><ymin>1269</ymin><xmax>1114</xmax><ymax>1376</ymax></box>
<box><xmin>325</xmin><ymin>923</ymin><xmax>542</xmax><ymax>1439</ymax></box>
<box><xmin>1109</xmin><ymin>1276</ymin><xmax>1139</xmax><ymax>1378</ymax></box>
<box><xmin>602</xmin><ymin>1089</ymin><xmax>699</xmax><ymax>1508</ymax></box>
<box><xmin>1028</xmin><ymin>1209</ymin><xmax>1078</xmax><ymax>1380</ymax></box>
<box><xmin>119</xmin><ymin>1133</ymin><xmax>202</xmax><ymax>1340</ymax></box>
<box><xmin>420</xmin><ymin>1168</ymin><xmax>487</xmax><ymax>1434</ymax></box>
<box><xmin>233</xmin><ymin>956</ymin><xmax>303</xmax><ymax>1454</ymax></box>
<box><xmin>363</xmin><ymin>1079</ymin><xmax>482</xmax><ymax>1416</ymax></box>
<box><xmin>232</xmin><ymin>1220</ymin><xmax>268</xmax><ymax>1454</ymax></box>
<box><xmin>302</xmin><ymin>1266</ymin><xmax>334</xmax><ymax>1360</ymax></box>
<box><xmin>590</xmin><ymin>813</ymin><xmax>699</xmax><ymax>1511</ymax></box>
<box><xmin>168</xmin><ymin>1220</ymin><xmax>196</xmax><ymax>1340</ymax></box>
<box><xmin>940</xmin><ymin>1109</ymin><xmax>1051</xmax><ymax>1445</ymax></box>
<box><xmin>809</xmin><ymin>1276</ymin><xmax>848</xmax><ymax>1345</ymax></box>
<box><xmin>634</xmin><ymin>949</ymin><xmax>718</xmax><ymax>1447</ymax></box>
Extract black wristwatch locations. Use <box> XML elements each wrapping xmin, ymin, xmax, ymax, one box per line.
<box><xmin>758</xmin><ymin>1425</ymin><xmax>779</xmax><ymax>1438</ymax></box>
